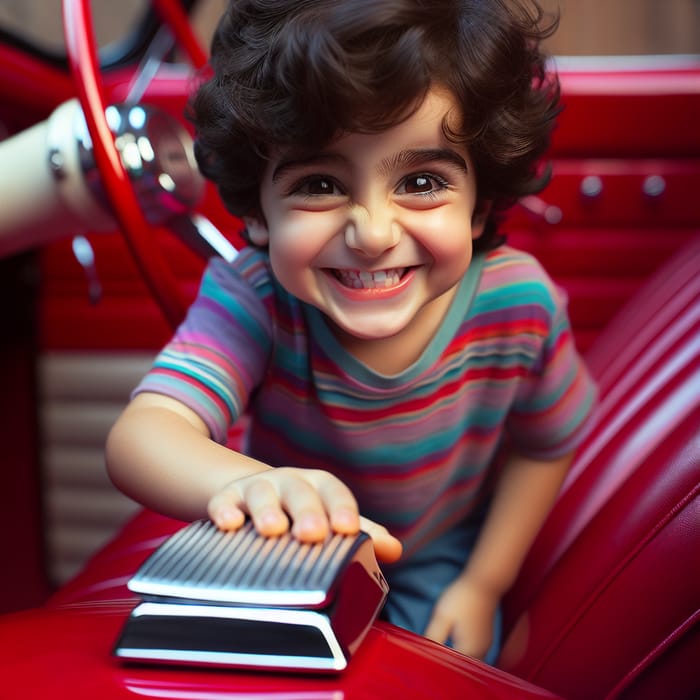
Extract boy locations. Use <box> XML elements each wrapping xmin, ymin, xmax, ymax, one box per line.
<box><xmin>107</xmin><ymin>0</ymin><xmax>597</xmax><ymax>664</ymax></box>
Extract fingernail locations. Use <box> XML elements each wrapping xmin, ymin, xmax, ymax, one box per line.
<box><xmin>257</xmin><ymin>510</ymin><xmax>288</xmax><ymax>535</ymax></box>
<box><xmin>215</xmin><ymin>508</ymin><xmax>242</xmax><ymax>529</ymax></box>
<box><xmin>334</xmin><ymin>508</ymin><xmax>359</xmax><ymax>530</ymax></box>
<box><xmin>293</xmin><ymin>512</ymin><xmax>327</xmax><ymax>540</ymax></box>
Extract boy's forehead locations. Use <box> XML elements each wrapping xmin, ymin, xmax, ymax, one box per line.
<box><xmin>269</xmin><ymin>87</ymin><xmax>463</xmax><ymax>160</ymax></box>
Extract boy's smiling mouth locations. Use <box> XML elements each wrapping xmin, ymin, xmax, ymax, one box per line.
<box><xmin>330</xmin><ymin>267</ymin><xmax>409</xmax><ymax>290</ymax></box>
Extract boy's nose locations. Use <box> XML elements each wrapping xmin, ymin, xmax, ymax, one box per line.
<box><xmin>344</xmin><ymin>204</ymin><xmax>401</xmax><ymax>258</ymax></box>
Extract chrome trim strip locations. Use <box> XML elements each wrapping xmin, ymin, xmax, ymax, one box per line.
<box><xmin>116</xmin><ymin>602</ymin><xmax>347</xmax><ymax>671</ymax></box>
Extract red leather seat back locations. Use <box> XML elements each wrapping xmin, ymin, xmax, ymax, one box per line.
<box><xmin>500</xmin><ymin>237</ymin><xmax>700</xmax><ymax>700</ymax></box>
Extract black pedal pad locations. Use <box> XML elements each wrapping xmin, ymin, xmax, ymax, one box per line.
<box><xmin>114</xmin><ymin>519</ymin><xmax>389</xmax><ymax>672</ymax></box>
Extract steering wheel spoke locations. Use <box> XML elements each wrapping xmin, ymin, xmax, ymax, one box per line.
<box><xmin>62</xmin><ymin>0</ymin><xmax>212</xmax><ymax>328</ymax></box>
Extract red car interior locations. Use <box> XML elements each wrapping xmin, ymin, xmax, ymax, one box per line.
<box><xmin>0</xmin><ymin>2</ymin><xmax>698</xmax><ymax>698</ymax></box>
<box><xmin>500</xmin><ymin>236</ymin><xmax>700</xmax><ymax>699</ymax></box>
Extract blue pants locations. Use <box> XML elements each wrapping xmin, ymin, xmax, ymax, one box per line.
<box><xmin>380</xmin><ymin>520</ymin><xmax>502</xmax><ymax>666</ymax></box>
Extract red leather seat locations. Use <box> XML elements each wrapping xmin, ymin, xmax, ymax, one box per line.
<box><xmin>500</xmin><ymin>237</ymin><xmax>700</xmax><ymax>699</ymax></box>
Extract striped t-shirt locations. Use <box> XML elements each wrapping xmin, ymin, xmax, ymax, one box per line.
<box><xmin>135</xmin><ymin>245</ymin><xmax>597</xmax><ymax>558</ymax></box>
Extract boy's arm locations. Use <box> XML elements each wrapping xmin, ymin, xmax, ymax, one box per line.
<box><xmin>425</xmin><ymin>450</ymin><xmax>573</xmax><ymax>658</ymax></box>
<box><xmin>106</xmin><ymin>392</ymin><xmax>402</xmax><ymax>562</ymax></box>
<box><xmin>106</xmin><ymin>392</ymin><xmax>270</xmax><ymax>521</ymax></box>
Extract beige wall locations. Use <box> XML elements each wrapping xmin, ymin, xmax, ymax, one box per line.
<box><xmin>0</xmin><ymin>0</ymin><xmax>146</xmax><ymax>52</ymax></box>
<box><xmin>196</xmin><ymin>0</ymin><xmax>700</xmax><ymax>56</ymax></box>
<box><xmin>540</xmin><ymin>0</ymin><xmax>700</xmax><ymax>55</ymax></box>
<box><xmin>0</xmin><ymin>0</ymin><xmax>698</xmax><ymax>57</ymax></box>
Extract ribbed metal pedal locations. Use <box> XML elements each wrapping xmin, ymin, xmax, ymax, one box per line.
<box><xmin>114</xmin><ymin>519</ymin><xmax>389</xmax><ymax>672</ymax></box>
<box><xmin>128</xmin><ymin>519</ymin><xmax>366</xmax><ymax>607</ymax></box>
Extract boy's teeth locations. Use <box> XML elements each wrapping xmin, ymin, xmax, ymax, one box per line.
<box><xmin>335</xmin><ymin>268</ymin><xmax>405</xmax><ymax>289</ymax></box>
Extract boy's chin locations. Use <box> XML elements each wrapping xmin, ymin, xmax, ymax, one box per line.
<box><xmin>326</xmin><ymin>312</ymin><xmax>411</xmax><ymax>343</ymax></box>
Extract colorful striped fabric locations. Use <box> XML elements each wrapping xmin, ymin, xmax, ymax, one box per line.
<box><xmin>135</xmin><ymin>245</ymin><xmax>597</xmax><ymax>558</ymax></box>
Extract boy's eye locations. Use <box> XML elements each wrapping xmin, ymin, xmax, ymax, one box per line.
<box><xmin>399</xmin><ymin>174</ymin><xmax>449</xmax><ymax>195</ymax></box>
<box><xmin>295</xmin><ymin>177</ymin><xmax>341</xmax><ymax>196</ymax></box>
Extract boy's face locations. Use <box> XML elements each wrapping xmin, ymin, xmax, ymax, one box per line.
<box><xmin>249</xmin><ymin>88</ymin><xmax>485</xmax><ymax>349</ymax></box>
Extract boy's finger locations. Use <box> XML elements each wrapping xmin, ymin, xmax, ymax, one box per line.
<box><xmin>315</xmin><ymin>477</ymin><xmax>360</xmax><ymax>534</ymax></box>
<box><xmin>277</xmin><ymin>475</ymin><xmax>332</xmax><ymax>541</ymax></box>
<box><xmin>424</xmin><ymin>611</ymin><xmax>450</xmax><ymax>645</ymax></box>
<box><xmin>360</xmin><ymin>517</ymin><xmax>403</xmax><ymax>563</ymax></box>
<box><xmin>208</xmin><ymin>487</ymin><xmax>247</xmax><ymax>530</ymax></box>
<box><xmin>243</xmin><ymin>477</ymin><xmax>291</xmax><ymax>536</ymax></box>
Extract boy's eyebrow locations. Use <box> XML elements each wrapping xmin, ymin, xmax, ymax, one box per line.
<box><xmin>380</xmin><ymin>148</ymin><xmax>469</xmax><ymax>176</ymax></box>
<box><xmin>271</xmin><ymin>147</ymin><xmax>469</xmax><ymax>184</ymax></box>
<box><xmin>271</xmin><ymin>153</ymin><xmax>346</xmax><ymax>183</ymax></box>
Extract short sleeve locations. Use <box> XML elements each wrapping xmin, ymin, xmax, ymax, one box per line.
<box><xmin>506</xmin><ymin>284</ymin><xmax>598</xmax><ymax>460</ymax></box>
<box><xmin>133</xmin><ymin>251</ymin><xmax>274</xmax><ymax>443</ymax></box>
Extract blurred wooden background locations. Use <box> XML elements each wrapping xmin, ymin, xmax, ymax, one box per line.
<box><xmin>540</xmin><ymin>0</ymin><xmax>700</xmax><ymax>56</ymax></box>
<box><xmin>0</xmin><ymin>0</ymin><xmax>697</xmax><ymax>56</ymax></box>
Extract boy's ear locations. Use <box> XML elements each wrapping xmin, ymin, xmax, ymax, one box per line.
<box><xmin>243</xmin><ymin>216</ymin><xmax>270</xmax><ymax>246</ymax></box>
<box><xmin>471</xmin><ymin>200</ymin><xmax>492</xmax><ymax>239</ymax></box>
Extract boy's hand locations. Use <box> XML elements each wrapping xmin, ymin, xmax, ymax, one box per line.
<box><xmin>424</xmin><ymin>573</ymin><xmax>499</xmax><ymax>660</ymax></box>
<box><xmin>208</xmin><ymin>466</ymin><xmax>403</xmax><ymax>563</ymax></box>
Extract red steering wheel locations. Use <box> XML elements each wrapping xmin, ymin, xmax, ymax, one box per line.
<box><xmin>62</xmin><ymin>0</ymin><xmax>208</xmax><ymax>328</ymax></box>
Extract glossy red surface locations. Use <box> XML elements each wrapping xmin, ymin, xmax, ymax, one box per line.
<box><xmin>1</xmin><ymin>507</ymin><xmax>561</xmax><ymax>700</ymax></box>
<box><xmin>0</xmin><ymin>45</ymin><xmax>73</xmax><ymax>116</ymax></box>
<box><xmin>553</xmin><ymin>68</ymin><xmax>700</xmax><ymax>157</ymax></box>
<box><xmin>0</xmin><ymin>606</ymin><xmax>563</xmax><ymax>699</ymax></box>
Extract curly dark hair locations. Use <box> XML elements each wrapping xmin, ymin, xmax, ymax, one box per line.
<box><xmin>190</xmin><ymin>0</ymin><xmax>560</xmax><ymax>251</ymax></box>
